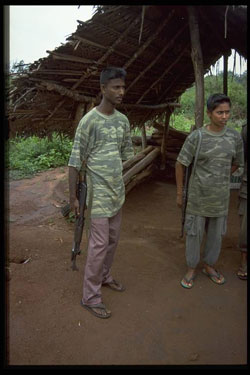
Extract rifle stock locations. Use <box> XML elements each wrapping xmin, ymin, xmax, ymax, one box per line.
<box><xmin>71</xmin><ymin>180</ymin><xmax>87</xmax><ymax>271</ymax></box>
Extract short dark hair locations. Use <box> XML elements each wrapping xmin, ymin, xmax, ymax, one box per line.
<box><xmin>100</xmin><ymin>67</ymin><xmax>127</xmax><ymax>85</ymax></box>
<box><xmin>207</xmin><ymin>93</ymin><xmax>231</xmax><ymax>112</ymax></box>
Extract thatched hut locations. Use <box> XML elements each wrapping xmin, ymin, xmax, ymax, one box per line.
<box><xmin>7</xmin><ymin>5</ymin><xmax>247</xmax><ymax>185</ymax></box>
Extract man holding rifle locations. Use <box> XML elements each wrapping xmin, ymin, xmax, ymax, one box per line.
<box><xmin>68</xmin><ymin>67</ymin><xmax>134</xmax><ymax>318</ymax></box>
<box><xmin>175</xmin><ymin>93</ymin><xmax>244</xmax><ymax>289</ymax></box>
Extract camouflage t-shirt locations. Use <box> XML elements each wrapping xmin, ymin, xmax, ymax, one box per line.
<box><xmin>177</xmin><ymin>125</ymin><xmax>244</xmax><ymax>217</ymax></box>
<box><xmin>68</xmin><ymin>107</ymin><xmax>134</xmax><ymax>218</ymax></box>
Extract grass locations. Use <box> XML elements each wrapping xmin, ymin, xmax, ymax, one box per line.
<box><xmin>6</xmin><ymin>132</ymin><xmax>73</xmax><ymax>180</ymax></box>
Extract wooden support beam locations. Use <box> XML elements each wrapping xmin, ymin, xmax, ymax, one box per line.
<box><xmin>71</xmin><ymin>35</ymin><xmax>131</xmax><ymax>59</ymax></box>
<box><xmin>34</xmin><ymin>69</ymin><xmax>83</xmax><ymax>76</ymax></box>
<box><xmin>123</xmin><ymin>9</ymin><xmax>175</xmax><ymax>70</ymax></box>
<box><xmin>125</xmin><ymin>21</ymin><xmax>188</xmax><ymax>94</ymax></box>
<box><xmin>120</xmin><ymin>102</ymin><xmax>180</xmax><ymax>110</ymax></box>
<box><xmin>158</xmin><ymin>66</ymin><xmax>191</xmax><ymax>102</ymax></box>
<box><xmin>42</xmin><ymin>10</ymin><xmax>142</xmax><ymax>123</ymax></box>
<box><xmin>160</xmin><ymin>109</ymin><xmax>172</xmax><ymax>169</ymax></box>
<box><xmin>136</xmin><ymin>47</ymin><xmax>187</xmax><ymax>105</ymax></box>
<box><xmin>141</xmin><ymin>124</ymin><xmax>147</xmax><ymax>150</ymax></box>
<box><xmin>223</xmin><ymin>53</ymin><xmax>229</xmax><ymax>95</ymax></box>
<box><xmin>187</xmin><ymin>6</ymin><xmax>204</xmax><ymax>128</ymax></box>
<box><xmin>38</xmin><ymin>80</ymin><xmax>97</xmax><ymax>103</ymax></box>
<box><xmin>46</xmin><ymin>50</ymin><xmax>98</xmax><ymax>65</ymax></box>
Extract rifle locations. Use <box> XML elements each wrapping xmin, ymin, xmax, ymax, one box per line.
<box><xmin>71</xmin><ymin>177</ymin><xmax>87</xmax><ymax>271</ymax></box>
<box><xmin>180</xmin><ymin>128</ymin><xmax>202</xmax><ymax>238</ymax></box>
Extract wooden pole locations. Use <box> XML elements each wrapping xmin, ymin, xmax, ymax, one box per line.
<box><xmin>123</xmin><ymin>147</ymin><xmax>160</xmax><ymax>185</ymax></box>
<box><xmin>160</xmin><ymin>109</ymin><xmax>172</xmax><ymax>169</ymax></box>
<box><xmin>187</xmin><ymin>6</ymin><xmax>204</xmax><ymax>128</ymax></box>
<box><xmin>223</xmin><ymin>53</ymin><xmax>228</xmax><ymax>95</ymax></box>
<box><xmin>141</xmin><ymin>124</ymin><xmax>147</xmax><ymax>150</ymax></box>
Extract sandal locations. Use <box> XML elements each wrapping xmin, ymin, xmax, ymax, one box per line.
<box><xmin>180</xmin><ymin>275</ymin><xmax>195</xmax><ymax>289</ymax></box>
<box><xmin>202</xmin><ymin>268</ymin><xmax>225</xmax><ymax>285</ymax></box>
<box><xmin>103</xmin><ymin>279</ymin><xmax>125</xmax><ymax>292</ymax></box>
<box><xmin>237</xmin><ymin>265</ymin><xmax>247</xmax><ymax>280</ymax></box>
<box><xmin>80</xmin><ymin>300</ymin><xmax>111</xmax><ymax>319</ymax></box>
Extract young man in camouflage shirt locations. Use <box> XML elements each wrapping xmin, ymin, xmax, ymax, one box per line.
<box><xmin>68</xmin><ymin>67</ymin><xmax>134</xmax><ymax>317</ymax></box>
<box><xmin>176</xmin><ymin>93</ymin><xmax>244</xmax><ymax>289</ymax></box>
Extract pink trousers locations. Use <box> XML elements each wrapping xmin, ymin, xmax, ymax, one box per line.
<box><xmin>82</xmin><ymin>209</ymin><xmax>122</xmax><ymax>305</ymax></box>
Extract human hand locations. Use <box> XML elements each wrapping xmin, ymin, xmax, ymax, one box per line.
<box><xmin>70</xmin><ymin>198</ymin><xmax>80</xmax><ymax>217</ymax></box>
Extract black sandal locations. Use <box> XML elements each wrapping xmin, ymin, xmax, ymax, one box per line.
<box><xmin>80</xmin><ymin>300</ymin><xmax>111</xmax><ymax>319</ymax></box>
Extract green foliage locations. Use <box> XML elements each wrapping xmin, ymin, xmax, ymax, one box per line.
<box><xmin>6</xmin><ymin>132</ymin><xmax>73</xmax><ymax>180</ymax></box>
<box><xmin>172</xmin><ymin>72</ymin><xmax>247</xmax><ymax>132</ymax></box>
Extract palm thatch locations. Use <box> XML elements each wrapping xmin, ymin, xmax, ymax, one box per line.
<box><xmin>7</xmin><ymin>5</ymin><xmax>247</xmax><ymax>137</ymax></box>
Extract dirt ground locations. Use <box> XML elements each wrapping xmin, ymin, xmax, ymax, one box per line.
<box><xmin>5</xmin><ymin>166</ymin><xmax>247</xmax><ymax>366</ymax></box>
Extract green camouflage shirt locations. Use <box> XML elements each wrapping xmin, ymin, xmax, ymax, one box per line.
<box><xmin>177</xmin><ymin>125</ymin><xmax>244</xmax><ymax>217</ymax></box>
<box><xmin>68</xmin><ymin>107</ymin><xmax>134</xmax><ymax>218</ymax></box>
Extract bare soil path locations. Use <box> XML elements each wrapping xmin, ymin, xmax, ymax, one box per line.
<box><xmin>6</xmin><ymin>167</ymin><xmax>247</xmax><ymax>366</ymax></box>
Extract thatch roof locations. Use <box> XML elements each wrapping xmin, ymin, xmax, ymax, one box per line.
<box><xmin>8</xmin><ymin>5</ymin><xmax>247</xmax><ymax>137</ymax></box>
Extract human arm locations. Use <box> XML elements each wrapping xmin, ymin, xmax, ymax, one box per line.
<box><xmin>231</xmin><ymin>131</ymin><xmax>245</xmax><ymax>175</ymax></box>
<box><xmin>68</xmin><ymin>116</ymin><xmax>90</xmax><ymax>216</ymax></box>
<box><xmin>69</xmin><ymin>166</ymin><xmax>80</xmax><ymax>217</ymax></box>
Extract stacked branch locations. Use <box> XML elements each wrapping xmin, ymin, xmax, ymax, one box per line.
<box><xmin>123</xmin><ymin>145</ymin><xmax>160</xmax><ymax>194</ymax></box>
<box><xmin>132</xmin><ymin>122</ymin><xmax>189</xmax><ymax>168</ymax></box>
